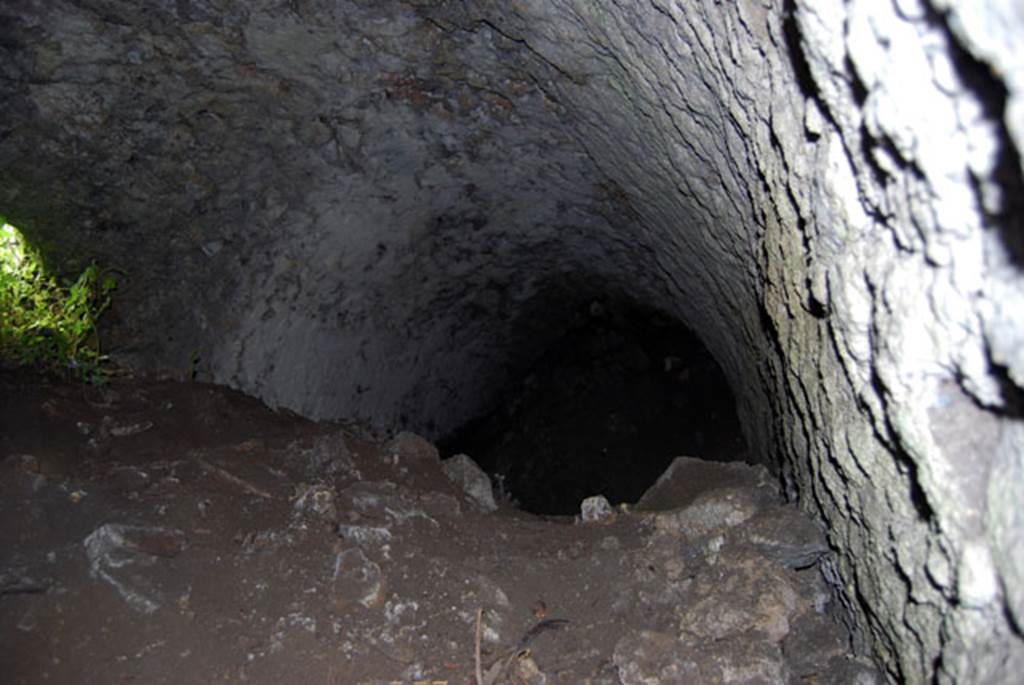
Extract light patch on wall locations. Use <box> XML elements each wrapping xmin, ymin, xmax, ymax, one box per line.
<box><xmin>0</xmin><ymin>216</ymin><xmax>117</xmax><ymax>382</ymax></box>
<box><xmin>0</xmin><ymin>219</ymin><xmax>28</xmax><ymax>275</ymax></box>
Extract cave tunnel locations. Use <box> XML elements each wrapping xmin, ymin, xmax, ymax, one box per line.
<box><xmin>438</xmin><ymin>299</ymin><xmax>749</xmax><ymax>515</ymax></box>
<box><xmin>1</xmin><ymin>0</ymin><xmax>1024</xmax><ymax>682</ymax></box>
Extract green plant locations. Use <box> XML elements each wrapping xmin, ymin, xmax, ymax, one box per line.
<box><xmin>0</xmin><ymin>218</ymin><xmax>117</xmax><ymax>383</ymax></box>
<box><xmin>188</xmin><ymin>349</ymin><xmax>202</xmax><ymax>381</ymax></box>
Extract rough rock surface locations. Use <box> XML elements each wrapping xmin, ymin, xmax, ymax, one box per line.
<box><xmin>442</xmin><ymin>453</ymin><xmax>498</xmax><ymax>512</ymax></box>
<box><xmin>0</xmin><ymin>371</ymin><xmax>876</xmax><ymax>684</ymax></box>
<box><xmin>1</xmin><ymin>1</ymin><xmax>1023</xmax><ymax>682</ymax></box>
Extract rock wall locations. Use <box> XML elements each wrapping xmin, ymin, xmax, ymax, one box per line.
<box><xmin>1</xmin><ymin>0</ymin><xmax>1022</xmax><ymax>681</ymax></box>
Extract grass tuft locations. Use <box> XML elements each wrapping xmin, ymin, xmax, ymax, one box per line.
<box><xmin>1</xmin><ymin>218</ymin><xmax>117</xmax><ymax>384</ymax></box>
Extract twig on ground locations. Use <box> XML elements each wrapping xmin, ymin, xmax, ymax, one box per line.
<box><xmin>196</xmin><ymin>456</ymin><xmax>273</xmax><ymax>499</ymax></box>
<box><xmin>475</xmin><ymin>607</ymin><xmax>484</xmax><ymax>685</ymax></box>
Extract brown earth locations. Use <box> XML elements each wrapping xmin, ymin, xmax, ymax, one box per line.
<box><xmin>0</xmin><ymin>370</ymin><xmax>879</xmax><ymax>684</ymax></box>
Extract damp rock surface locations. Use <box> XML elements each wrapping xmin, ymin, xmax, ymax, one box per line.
<box><xmin>0</xmin><ymin>371</ymin><xmax>875</xmax><ymax>684</ymax></box>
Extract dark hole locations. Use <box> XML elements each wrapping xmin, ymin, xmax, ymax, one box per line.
<box><xmin>439</xmin><ymin>302</ymin><xmax>749</xmax><ymax>515</ymax></box>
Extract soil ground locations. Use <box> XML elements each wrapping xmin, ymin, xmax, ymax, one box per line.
<box><xmin>1</xmin><ymin>370</ymin><xmax>878</xmax><ymax>684</ymax></box>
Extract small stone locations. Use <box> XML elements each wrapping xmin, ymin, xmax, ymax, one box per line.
<box><xmin>511</xmin><ymin>650</ymin><xmax>548</xmax><ymax>685</ymax></box>
<box><xmin>475</xmin><ymin>574</ymin><xmax>511</xmax><ymax>608</ymax></box>
<box><xmin>292</xmin><ymin>483</ymin><xmax>338</xmax><ymax>520</ymax></box>
<box><xmin>200</xmin><ymin>240</ymin><xmax>223</xmax><ymax>257</ymax></box>
<box><xmin>580</xmin><ymin>495</ymin><xmax>615</xmax><ymax>523</ymax></box>
<box><xmin>441</xmin><ymin>454</ymin><xmax>497</xmax><ymax>511</ymax></box>
<box><xmin>108</xmin><ymin>420</ymin><xmax>154</xmax><ymax>437</ymax></box>
<box><xmin>86</xmin><ymin>523</ymin><xmax>188</xmax><ymax>560</ymax></box>
<box><xmin>384</xmin><ymin>431</ymin><xmax>440</xmax><ymax>465</ymax></box>
<box><xmin>0</xmin><ymin>569</ymin><xmax>47</xmax><ymax>596</ymax></box>
<box><xmin>83</xmin><ymin>523</ymin><xmax>187</xmax><ymax>614</ymax></box>
<box><xmin>741</xmin><ymin>505</ymin><xmax>829</xmax><ymax>570</ymax></box>
<box><xmin>331</xmin><ymin>547</ymin><xmax>384</xmax><ymax>609</ymax></box>
<box><xmin>337</xmin><ymin>523</ymin><xmax>392</xmax><ymax>547</ymax></box>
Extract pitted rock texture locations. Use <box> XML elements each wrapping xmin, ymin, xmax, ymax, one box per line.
<box><xmin>2</xmin><ymin>1</ymin><xmax>1024</xmax><ymax>682</ymax></box>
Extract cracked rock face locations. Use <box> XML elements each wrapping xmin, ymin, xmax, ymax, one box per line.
<box><xmin>1</xmin><ymin>0</ymin><xmax>1023</xmax><ymax>682</ymax></box>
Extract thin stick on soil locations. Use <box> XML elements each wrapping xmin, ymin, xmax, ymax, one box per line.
<box><xmin>475</xmin><ymin>607</ymin><xmax>484</xmax><ymax>685</ymax></box>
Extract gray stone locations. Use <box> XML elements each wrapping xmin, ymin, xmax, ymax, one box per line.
<box><xmin>384</xmin><ymin>432</ymin><xmax>440</xmax><ymax>466</ymax></box>
<box><xmin>330</xmin><ymin>547</ymin><xmax>384</xmax><ymax>609</ymax></box>
<box><xmin>580</xmin><ymin>494</ymin><xmax>615</xmax><ymax>523</ymax></box>
<box><xmin>441</xmin><ymin>453</ymin><xmax>497</xmax><ymax>512</ymax></box>
<box><xmin>676</xmin><ymin>557</ymin><xmax>800</xmax><ymax>643</ymax></box>
<box><xmin>740</xmin><ymin>505</ymin><xmax>829</xmax><ymax>570</ymax></box>
<box><xmin>83</xmin><ymin>523</ymin><xmax>187</xmax><ymax>614</ymax></box>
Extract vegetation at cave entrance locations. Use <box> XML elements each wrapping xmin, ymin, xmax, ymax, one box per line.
<box><xmin>0</xmin><ymin>217</ymin><xmax>117</xmax><ymax>383</ymax></box>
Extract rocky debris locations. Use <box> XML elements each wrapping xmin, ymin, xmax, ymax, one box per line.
<box><xmin>0</xmin><ymin>373</ymin><xmax>878</xmax><ymax>683</ymax></box>
<box><xmin>442</xmin><ymin>453</ymin><xmax>498</xmax><ymax>512</ymax></box>
<box><xmin>603</xmin><ymin>458</ymin><xmax>881</xmax><ymax>685</ymax></box>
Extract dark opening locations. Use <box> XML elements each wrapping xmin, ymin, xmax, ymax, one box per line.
<box><xmin>439</xmin><ymin>302</ymin><xmax>749</xmax><ymax>515</ymax></box>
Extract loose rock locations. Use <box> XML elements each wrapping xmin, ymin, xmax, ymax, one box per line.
<box><xmin>385</xmin><ymin>431</ymin><xmax>440</xmax><ymax>465</ymax></box>
<box><xmin>580</xmin><ymin>494</ymin><xmax>615</xmax><ymax>523</ymax></box>
<box><xmin>442</xmin><ymin>453</ymin><xmax>497</xmax><ymax>511</ymax></box>
<box><xmin>740</xmin><ymin>504</ymin><xmax>830</xmax><ymax>570</ymax></box>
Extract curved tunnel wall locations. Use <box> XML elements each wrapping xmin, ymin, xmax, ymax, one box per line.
<box><xmin>2</xmin><ymin>0</ymin><xmax>1023</xmax><ymax>681</ymax></box>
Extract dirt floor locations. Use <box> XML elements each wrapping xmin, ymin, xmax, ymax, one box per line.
<box><xmin>1</xmin><ymin>370</ymin><xmax>880</xmax><ymax>684</ymax></box>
